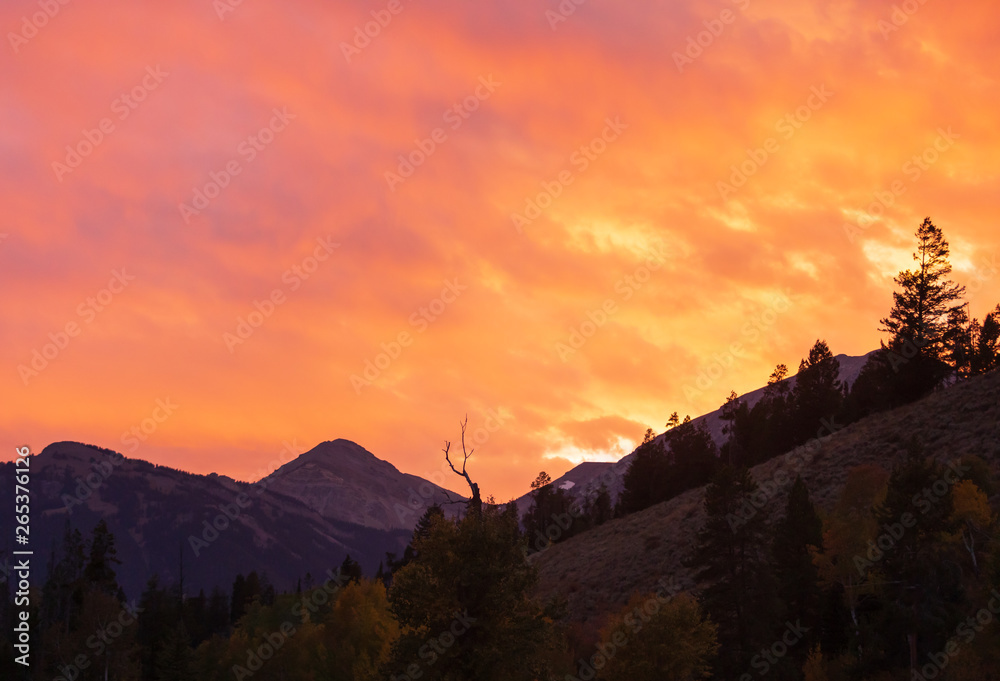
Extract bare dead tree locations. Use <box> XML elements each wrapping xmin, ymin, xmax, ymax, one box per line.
<box><xmin>443</xmin><ymin>415</ymin><xmax>482</xmax><ymax>515</ymax></box>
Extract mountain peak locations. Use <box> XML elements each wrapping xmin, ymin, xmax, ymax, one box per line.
<box><xmin>260</xmin><ymin>439</ymin><xmax>459</xmax><ymax>531</ymax></box>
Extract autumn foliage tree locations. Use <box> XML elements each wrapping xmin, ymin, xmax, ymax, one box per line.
<box><xmin>385</xmin><ymin>503</ymin><xmax>558</xmax><ymax>680</ymax></box>
<box><xmin>597</xmin><ymin>592</ymin><xmax>718</xmax><ymax>681</ymax></box>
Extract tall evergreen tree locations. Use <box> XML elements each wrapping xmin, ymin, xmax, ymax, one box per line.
<box><xmin>879</xmin><ymin>217</ymin><xmax>966</xmax><ymax>399</ymax></box>
<box><xmin>666</xmin><ymin>416</ymin><xmax>718</xmax><ymax>492</ymax></box>
<box><xmin>339</xmin><ymin>555</ymin><xmax>364</xmax><ymax>584</ymax></box>
<box><xmin>970</xmin><ymin>304</ymin><xmax>1000</xmax><ymax>375</ymax></box>
<box><xmin>689</xmin><ymin>466</ymin><xmax>779</xmax><ymax>679</ymax></box>
<box><xmin>791</xmin><ymin>340</ymin><xmax>842</xmax><ymax>441</ymax></box>
<box><xmin>617</xmin><ymin>437</ymin><xmax>669</xmax><ymax>514</ymax></box>
<box><xmin>944</xmin><ymin>304</ymin><xmax>974</xmax><ymax>378</ymax></box>
<box><xmin>523</xmin><ymin>474</ymin><xmax>577</xmax><ymax>549</ymax></box>
<box><xmin>772</xmin><ymin>476</ymin><xmax>824</xmax><ymax>670</ymax></box>
<box><xmin>84</xmin><ymin>519</ymin><xmax>122</xmax><ymax>597</ymax></box>
<box><xmin>585</xmin><ymin>483</ymin><xmax>613</xmax><ymax>528</ymax></box>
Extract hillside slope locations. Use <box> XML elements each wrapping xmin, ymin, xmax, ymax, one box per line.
<box><xmin>533</xmin><ymin>369</ymin><xmax>1000</xmax><ymax>629</ymax></box>
<box><xmin>512</xmin><ymin>352</ymin><xmax>875</xmax><ymax>513</ymax></box>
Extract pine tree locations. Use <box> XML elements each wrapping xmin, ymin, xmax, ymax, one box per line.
<box><xmin>617</xmin><ymin>437</ymin><xmax>669</xmax><ymax>514</ymax></box>
<box><xmin>230</xmin><ymin>573</ymin><xmax>247</xmax><ymax>623</ymax></box>
<box><xmin>666</xmin><ymin>416</ymin><xmax>718</xmax><ymax>493</ymax></box>
<box><xmin>719</xmin><ymin>390</ymin><xmax>744</xmax><ymax>465</ymax></box>
<box><xmin>944</xmin><ymin>304</ymin><xmax>974</xmax><ymax>378</ymax></box>
<box><xmin>339</xmin><ymin>555</ymin><xmax>363</xmax><ymax>584</ymax></box>
<box><xmin>791</xmin><ymin>340</ymin><xmax>842</xmax><ymax>442</ymax></box>
<box><xmin>772</xmin><ymin>476</ymin><xmax>824</xmax><ymax>669</ymax></box>
<box><xmin>84</xmin><ymin>519</ymin><xmax>122</xmax><ymax>596</ymax></box>
<box><xmin>689</xmin><ymin>466</ymin><xmax>779</xmax><ymax>678</ymax></box>
<box><xmin>879</xmin><ymin>217</ymin><xmax>966</xmax><ymax>399</ymax></box>
<box><xmin>585</xmin><ymin>483</ymin><xmax>613</xmax><ymax>527</ymax></box>
<box><xmin>971</xmin><ymin>305</ymin><xmax>1000</xmax><ymax>375</ymax></box>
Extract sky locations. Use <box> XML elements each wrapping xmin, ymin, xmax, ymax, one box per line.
<box><xmin>2</xmin><ymin>0</ymin><xmax>998</xmax><ymax>502</ymax></box>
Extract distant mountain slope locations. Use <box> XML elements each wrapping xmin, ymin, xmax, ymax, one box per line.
<box><xmin>532</xmin><ymin>367</ymin><xmax>1000</xmax><ymax>630</ymax></box>
<box><xmin>261</xmin><ymin>439</ymin><xmax>462</xmax><ymax>531</ymax></box>
<box><xmin>511</xmin><ymin>461</ymin><xmax>616</xmax><ymax>518</ymax></box>
<box><xmin>0</xmin><ymin>440</ymin><xmax>455</xmax><ymax>599</ymax></box>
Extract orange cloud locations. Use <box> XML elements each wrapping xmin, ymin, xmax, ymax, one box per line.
<box><xmin>1</xmin><ymin>0</ymin><xmax>998</xmax><ymax>501</ymax></box>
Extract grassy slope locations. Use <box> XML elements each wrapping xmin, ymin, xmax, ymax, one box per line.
<box><xmin>533</xmin><ymin>370</ymin><xmax>1000</xmax><ymax>632</ymax></box>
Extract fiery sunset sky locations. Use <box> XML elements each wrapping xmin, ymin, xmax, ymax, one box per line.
<box><xmin>3</xmin><ymin>0</ymin><xmax>998</xmax><ymax>501</ymax></box>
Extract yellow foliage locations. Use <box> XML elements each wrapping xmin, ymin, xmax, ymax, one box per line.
<box><xmin>802</xmin><ymin>645</ymin><xmax>827</xmax><ymax>681</ymax></box>
<box><xmin>952</xmin><ymin>480</ymin><xmax>993</xmax><ymax>529</ymax></box>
